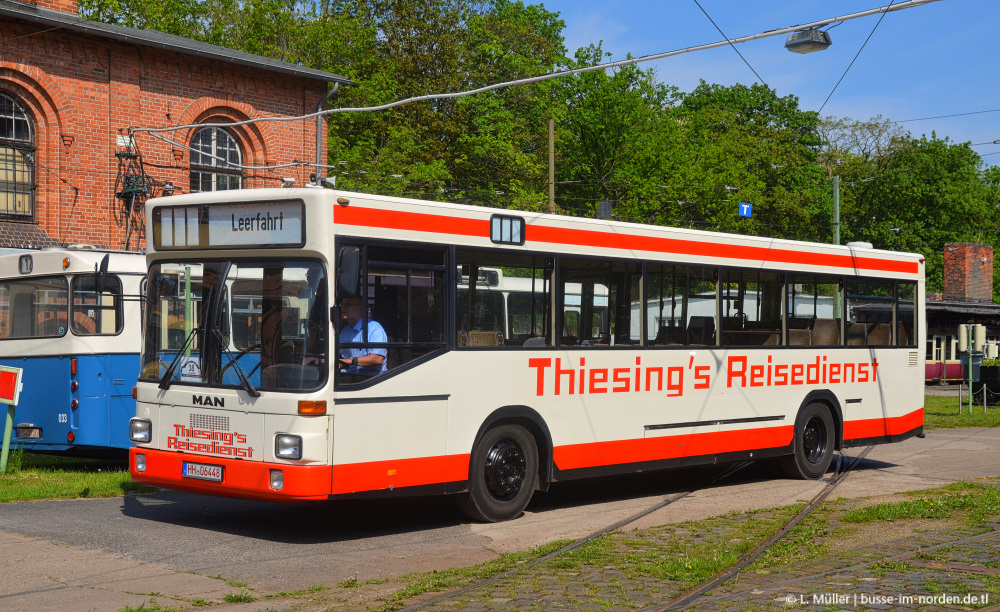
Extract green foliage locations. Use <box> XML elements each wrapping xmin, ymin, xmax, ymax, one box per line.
<box><xmin>841</xmin><ymin>481</ymin><xmax>1000</xmax><ymax>526</ymax></box>
<box><xmin>923</xmin><ymin>394</ymin><xmax>1000</xmax><ymax>429</ymax></box>
<box><xmin>224</xmin><ymin>589</ymin><xmax>256</xmax><ymax>603</ymax></box>
<box><xmin>0</xmin><ymin>453</ymin><xmax>150</xmax><ymax>503</ymax></box>
<box><xmin>75</xmin><ymin>0</ymin><xmax>1000</xmax><ymax>288</ymax></box>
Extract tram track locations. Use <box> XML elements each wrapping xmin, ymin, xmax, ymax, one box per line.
<box><xmin>701</xmin><ymin>526</ymin><xmax>1000</xmax><ymax>606</ymax></box>
<box><xmin>398</xmin><ymin>460</ymin><xmax>756</xmax><ymax>612</ymax></box>
<box><xmin>644</xmin><ymin>445</ymin><xmax>874</xmax><ymax>611</ymax></box>
<box><xmin>399</xmin><ymin>445</ymin><xmax>876</xmax><ymax>612</ymax></box>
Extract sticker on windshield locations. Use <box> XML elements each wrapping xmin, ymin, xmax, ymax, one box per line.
<box><xmin>178</xmin><ymin>356</ymin><xmax>203</xmax><ymax>381</ymax></box>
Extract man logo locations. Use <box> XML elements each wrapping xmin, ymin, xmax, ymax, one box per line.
<box><xmin>192</xmin><ymin>395</ymin><xmax>224</xmax><ymax>407</ymax></box>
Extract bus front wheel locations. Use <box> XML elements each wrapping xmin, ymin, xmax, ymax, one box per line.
<box><xmin>780</xmin><ymin>402</ymin><xmax>835</xmax><ymax>480</ymax></box>
<box><xmin>458</xmin><ymin>424</ymin><xmax>538</xmax><ymax>522</ymax></box>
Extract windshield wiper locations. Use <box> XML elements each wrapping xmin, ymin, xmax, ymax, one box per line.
<box><xmin>213</xmin><ymin>328</ymin><xmax>260</xmax><ymax>398</ymax></box>
<box><xmin>159</xmin><ymin>326</ymin><xmax>201</xmax><ymax>390</ymax></box>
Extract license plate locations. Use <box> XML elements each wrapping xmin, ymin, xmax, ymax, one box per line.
<box><xmin>15</xmin><ymin>427</ymin><xmax>41</xmax><ymax>439</ymax></box>
<box><xmin>182</xmin><ymin>462</ymin><xmax>223</xmax><ymax>482</ymax></box>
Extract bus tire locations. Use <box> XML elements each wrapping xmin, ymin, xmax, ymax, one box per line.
<box><xmin>780</xmin><ymin>402</ymin><xmax>835</xmax><ymax>480</ymax></box>
<box><xmin>457</xmin><ymin>424</ymin><xmax>538</xmax><ymax>522</ymax></box>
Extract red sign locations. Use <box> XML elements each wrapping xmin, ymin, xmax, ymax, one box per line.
<box><xmin>0</xmin><ymin>367</ymin><xmax>22</xmax><ymax>405</ymax></box>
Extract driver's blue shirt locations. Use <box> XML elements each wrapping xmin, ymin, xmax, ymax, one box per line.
<box><xmin>339</xmin><ymin>319</ymin><xmax>388</xmax><ymax>376</ymax></box>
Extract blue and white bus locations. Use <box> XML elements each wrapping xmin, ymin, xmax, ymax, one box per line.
<box><xmin>0</xmin><ymin>247</ymin><xmax>145</xmax><ymax>456</ymax></box>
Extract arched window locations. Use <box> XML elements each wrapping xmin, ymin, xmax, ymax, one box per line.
<box><xmin>190</xmin><ymin>126</ymin><xmax>243</xmax><ymax>192</ymax></box>
<box><xmin>0</xmin><ymin>92</ymin><xmax>35</xmax><ymax>219</ymax></box>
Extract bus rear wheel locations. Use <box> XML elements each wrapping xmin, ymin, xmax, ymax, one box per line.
<box><xmin>458</xmin><ymin>424</ymin><xmax>538</xmax><ymax>522</ymax></box>
<box><xmin>780</xmin><ymin>402</ymin><xmax>835</xmax><ymax>480</ymax></box>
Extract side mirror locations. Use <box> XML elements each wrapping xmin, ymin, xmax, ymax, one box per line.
<box><xmin>95</xmin><ymin>254</ymin><xmax>110</xmax><ymax>294</ymax></box>
<box><xmin>337</xmin><ymin>246</ymin><xmax>360</xmax><ymax>298</ymax></box>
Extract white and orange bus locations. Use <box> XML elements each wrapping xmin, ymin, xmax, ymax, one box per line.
<box><xmin>129</xmin><ymin>188</ymin><xmax>924</xmax><ymax>522</ymax></box>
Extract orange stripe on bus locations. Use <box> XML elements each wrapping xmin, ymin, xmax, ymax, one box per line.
<box><xmin>843</xmin><ymin>407</ymin><xmax>924</xmax><ymax>441</ymax></box>
<box><xmin>527</xmin><ymin>226</ymin><xmax>918</xmax><ymax>274</ymax></box>
<box><xmin>129</xmin><ymin>448</ymin><xmax>333</xmax><ymax>502</ymax></box>
<box><xmin>331</xmin><ymin>453</ymin><xmax>470</xmax><ymax>495</ymax></box>
<box><xmin>335</xmin><ymin>205</ymin><xmax>918</xmax><ymax>275</ymax></box>
<box><xmin>335</xmin><ymin>205</ymin><xmax>489</xmax><ymax>238</ymax></box>
<box><xmin>132</xmin><ymin>408</ymin><xmax>923</xmax><ymax>499</ymax></box>
<box><xmin>554</xmin><ymin>425</ymin><xmax>794</xmax><ymax>470</ymax></box>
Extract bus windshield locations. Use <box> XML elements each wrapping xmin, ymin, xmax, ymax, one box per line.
<box><xmin>140</xmin><ymin>259</ymin><xmax>327</xmax><ymax>392</ymax></box>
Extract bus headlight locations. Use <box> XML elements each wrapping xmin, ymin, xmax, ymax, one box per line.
<box><xmin>130</xmin><ymin>418</ymin><xmax>152</xmax><ymax>443</ymax></box>
<box><xmin>274</xmin><ymin>434</ymin><xmax>302</xmax><ymax>460</ymax></box>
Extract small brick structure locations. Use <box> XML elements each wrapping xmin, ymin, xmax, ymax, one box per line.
<box><xmin>0</xmin><ymin>0</ymin><xmax>350</xmax><ymax>250</ymax></box>
<box><xmin>943</xmin><ymin>242</ymin><xmax>994</xmax><ymax>303</ymax></box>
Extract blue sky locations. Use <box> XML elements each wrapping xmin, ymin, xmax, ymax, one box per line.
<box><xmin>539</xmin><ymin>0</ymin><xmax>1000</xmax><ymax>161</ymax></box>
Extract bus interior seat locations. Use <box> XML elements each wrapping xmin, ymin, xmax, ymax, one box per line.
<box><xmin>896</xmin><ymin>322</ymin><xmax>909</xmax><ymax>346</ymax></box>
<box><xmin>722</xmin><ymin>316</ymin><xmax>745</xmax><ymax>332</ymax></box>
<box><xmin>523</xmin><ymin>336</ymin><xmax>549</xmax><ymax>347</ymax></box>
<box><xmin>763</xmin><ymin>333</ymin><xmax>779</xmax><ymax>346</ymax></box>
<box><xmin>811</xmin><ymin>318</ymin><xmax>841</xmax><ymax>345</ymax></box>
<box><xmin>846</xmin><ymin>323</ymin><xmax>867</xmax><ymax>346</ymax></box>
<box><xmin>788</xmin><ymin>317</ymin><xmax>814</xmax><ymax>330</ymax></box>
<box><xmin>466</xmin><ymin>330</ymin><xmax>502</xmax><ymax>346</ymax></box>
<box><xmin>385</xmin><ymin>338</ymin><xmax>409</xmax><ymax>370</ymax></box>
<box><xmin>687</xmin><ymin>316</ymin><xmax>715</xmax><ymax>345</ymax></box>
<box><xmin>654</xmin><ymin>325</ymin><xmax>685</xmax><ymax>345</ymax></box>
<box><xmin>866</xmin><ymin>323</ymin><xmax>891</xmax><ymax>346</ymax></box>
<box><xmin>789</xmin><ymin>329</ymin><xmax>811</xmax><ymax>346</ymax></box>
<box><xmin>560</xmin><ymin>335</ymin><xmax>578</xmax><ymax>346</ymax></box>
<box><xmin>457</xmin><ymin>330</ymin><xmax>467</xmax><ymax>346</ymax></box>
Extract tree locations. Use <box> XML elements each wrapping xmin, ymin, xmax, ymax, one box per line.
<box><xmin>843</xmin><ymin>134</ymin><xmax>1000</xmax><ymax>295</ymax></box>
<box><xmin>552</xmin><ymin>44</ymin><xmax>681</xmax><ymax>219</ymax></box>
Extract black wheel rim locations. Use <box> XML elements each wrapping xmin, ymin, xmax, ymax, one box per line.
<box><xmin>802</xmin><ymin>416</ymin><xmax>827</xmax><ymax>464</ymax></box>
<box><xmin>483</xmin><ymin>438</ymin><xmax>526</xmax><ymax>501</ymax></box>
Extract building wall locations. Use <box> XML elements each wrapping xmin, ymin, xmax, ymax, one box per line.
<box><xmin>1</xmin><ymin>1</ymin><xmax>330</xmax><ymax>249</ymax></box>
<box><xmin>943</xmin><ymin>242</ymin><xmax>994</xmax><ymax>303</ymax></box>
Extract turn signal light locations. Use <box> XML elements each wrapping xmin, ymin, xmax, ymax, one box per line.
<box><xmin>132</xmin><ymin>386</ymin><xmax>137</xmax><ymax>399</ymax></box>
<box><xmin>70</xmin><ymin>358</ymin><xmax>77</xmax><ymax>375</ymax></box>
<box><xmin>298</xmin><ymin>400</ymin><xmax>326</xmax><ymax>415</ymax></box>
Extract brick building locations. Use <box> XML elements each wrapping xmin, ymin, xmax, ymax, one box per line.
<box><xmin>0</xmin><ymin>0</ymin><xmax>350</xmax><ymax>249</ymax></box>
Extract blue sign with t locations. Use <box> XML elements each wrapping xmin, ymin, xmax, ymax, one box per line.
<box><xmin>738</xmin><ymin>201</ymin><xmax>753</xmax><ymax>217</ymax></box>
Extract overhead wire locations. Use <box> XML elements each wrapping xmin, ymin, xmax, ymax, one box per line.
<box><xmin>818</xmin><ymin>0</ymin><xmax>896</xmax><ymax>114</ymax></box>
<box><xmin>127</xmin><ymin>0</ymin><xmax>941</xmax><ymax>172</ymax></box>
<box><xmin>691</xmin><ymin>0</ymin><xmax>767</xmax><ymax>86</ymax></box>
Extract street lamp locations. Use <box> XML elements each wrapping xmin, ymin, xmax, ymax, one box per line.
<box><xmin>784</xmin><ymin>29</ymin><xmax>832</xmax><ymax>54</ymax></box>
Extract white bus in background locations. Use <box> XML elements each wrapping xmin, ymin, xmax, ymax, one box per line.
<box><xmin>129</xmin><ymin>188</ymin><xmax>924</xmax><ymax>522</ymax></box>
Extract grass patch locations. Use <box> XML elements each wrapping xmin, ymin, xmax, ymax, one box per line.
<box><xmin>0</xmin><ymin>452</ymin><xmax>151</xmax><ymax>503</ymax></box>
<box><xmin>371</xmin><ymin>506</ymin><xmax>801</xmax><ymax>612</ymax></box>
<box><xmin>224</xmin><ymin>588</ymin><xmax>255</xmax><ymax>603</ymax></box>
<box><xmin>924</xmin><ymin>395</ymin><xmax>1000</xmax><ymax>429</ymax></box>
<box><xmin>373</xmin><ymin>539</ymin><xmax>572</xmax><ymax>611</ymax></box>
<box><xmin>841</xmin><ymin>481</ymin><xmax>1000</xmax><ymax>526</ymax></box>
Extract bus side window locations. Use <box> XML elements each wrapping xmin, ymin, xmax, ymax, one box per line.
<box><xmin>455</xmin><ymin>250</ymin><xmax>551</xmax><ymax>348</ymax></box>
<box><xmin>559</xmin><ymin>258</ymin><xmax>637</xmax><ymax>348</ymax></box>
<box><xmin>71</xmin><ymin>274</ymin><xmax>123</xmax><ymax>335</ymax></box>
<box><xmin>338</xmin><ymin>243</ymin><xmax>447</xmax><ymax>382</ymax></box>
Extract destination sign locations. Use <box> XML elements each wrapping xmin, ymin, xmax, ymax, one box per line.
<box><xmin>153</xmin><ymin>200</ymin><xmax>305</xmax><ymax>250</ymax></box>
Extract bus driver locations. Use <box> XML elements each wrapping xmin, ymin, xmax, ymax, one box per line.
<box><xmin>338</xmin><ymin>294</ymin><xmax>387</xmax><ymax>379</ymax></box>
